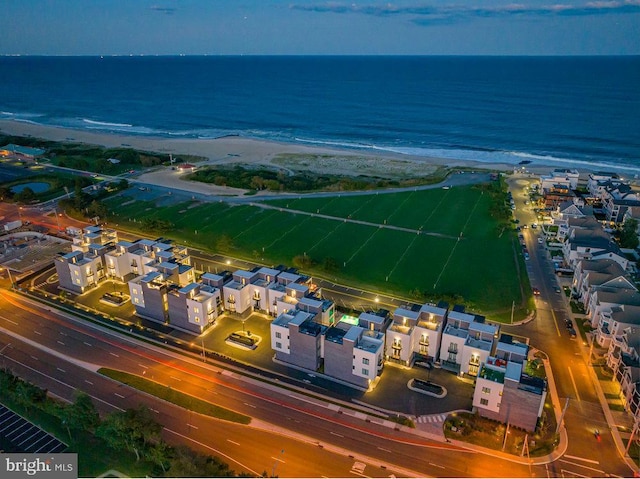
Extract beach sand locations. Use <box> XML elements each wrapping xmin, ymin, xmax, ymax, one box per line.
<box><xmin>0</xmin><ymin>119</ymin><xmax>561</xmax><ymax>197</ymax></box>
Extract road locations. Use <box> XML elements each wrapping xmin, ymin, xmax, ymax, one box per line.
<box><xmin>504</xmin><ymin>174</ymin><xmax>630</xmax><ymax>477</ymax></box>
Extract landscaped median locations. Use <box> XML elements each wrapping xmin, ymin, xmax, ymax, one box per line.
<box><xmin>98</xmin><ymin>368</ymin><xmax>251</xmax><ymax>425</ymax></box>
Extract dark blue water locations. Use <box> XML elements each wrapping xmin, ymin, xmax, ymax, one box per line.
<box><xmin>0</xmin><ymin>56</ymin><xmax>638</xmax><ymax>172</ymax></box>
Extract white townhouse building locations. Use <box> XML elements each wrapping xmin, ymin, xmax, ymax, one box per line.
<box><xmin>222</xmin><ymin>270</ymin><xmax>258</xmax><ymax>316</ymax></box>
<box><xmin>129</xmin><ymin>271</ymin><xmax>170</xmax><ymax>323</ymax></box>
<box><xmin>55</xmin><ymin>246</ymin><xmax>107</xmax><ymax>294</ymax></box>
<box><xmin>385</xmin><ymin>304</ymin><xmax>447</xmax><ymax>365</ymax></box>
<box><xmin>593</xmin><ymin>304</ymin><xmax>640</xmax><ymax>349</ymax></box>
<box><xmin>71</xmin><ymin>225</ymin><xmax>117</xmax><ymax>253</ymax></box>
<box><xmin>439</xmin><ymin>307</ymin><xmax>499</xmax><ymax>377</ymax></box>
<box><xmin>587</xmin><ymin>172</ymin><xmax>621</xmax><ymax>199</ymax></box>
<box><xmin>540</xmin><ymin>169</ymin><xmax>579</xmax><ymax>191</ymax></box>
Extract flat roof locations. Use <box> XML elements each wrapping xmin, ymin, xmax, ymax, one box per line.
<box><xmin>234</xmin><ymin>270</ymin><xmax>256</xmax><ymax>279</ymax></box>
<box><xmin>394</xmin><ymin>308</ymin><xmax>419</xmax><ymax>320</ymax></box>
<box><xmin>257</xmin><ymin>266</ymin><xmax>280</xmax><ymax>277</ymax></box>
<box><xmin>358</xmin><ymin>311</ymin><xmax>386</xmax><ymax>325</ymax></box>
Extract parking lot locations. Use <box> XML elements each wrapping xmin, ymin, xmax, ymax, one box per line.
<box><xmin>0</xmin><ymin>404</ymin><xmax>67</xmax><ymax>453</ymax></box>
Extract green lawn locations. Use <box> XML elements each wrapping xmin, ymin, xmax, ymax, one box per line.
<box><xmin>106</xmin><ymin>183</ymin><xmax>529</xmax><ymax>319</ymax></box>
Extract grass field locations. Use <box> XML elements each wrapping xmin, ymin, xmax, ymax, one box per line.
<box><xmin>106</xmin><ymin>183</ymin><xmax>531</xmax><ymax>320</ymax></box>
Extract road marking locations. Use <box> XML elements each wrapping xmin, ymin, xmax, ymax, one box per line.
<box><xmin>150</xmin><ymin>408</ymin><xmax>159</xmax><ymax>414</ymax></box>
<box><xmin>563</xmin><ymin>455</ymin><xmax>599</xmax><ymax>465</ymax></box>
<box><xmin>114</xmin><ymin>393</ymin><xmax>125</xmax><ymax>398</ymax></box>
<box><xmin>30</xmin><ymin>355</ymin><xmax>38</xmax><ymax>360</ymax></box>
<box><xmin>242</xmin><ymin>402</ymin><xmax>256</xmax><ymax>408</ymax></box>
<box><xmin>83</xmin><ymin>342</ymin><xmax>92</xmax><ymax>346</ymax></box>
<box><xmin>84</xmin><ymin>380</ymin><xmax>93</xmax><ymax>385</ymax></box>
<box><xmin>170</xmin><ymin>376</ymin><xmax>182</xmax><ymax>382</ymax></box>
<box><xmin>271</xmin><ymin>456</ymin><xmax>286</xmax><ymax>463</ymax></box>
<box><xmin>558</xmin><ymin>460</ymin><xmax>605</xmax><ymax>475</ymax></box>
<box><xmin>330</xmin><ymin>432</ymin><xmax>344</xmax><ymax>437</ymax></box>
<box><xmin>550</xmin><ymin>309</ymin><xmax>561</xmax><ymax>337</ymax></box>
<box><xmin>377</xmin><ymin>447</ymin><xmax>392</xmax><ymax>453</ymax></box>
<box><xmin>56</xmin><ymin>368</ymin><xmax>65</xmax><ymax>373</ymax></box>
<box><xmin>3</xmin><ymin>318</ymin><xmax>17</xmax><ymax>325</ymax></box>
<box><xmin>428</xmin><ymin>462</ymin><xmax>446</xmax><ymax>469</ymax></box>
<box><xmin>138</xmin><ymin>363</ymin><xmax>149</xmax><ymax>369</ymax></box>
<box><xmin>33</xmin><ymin>330</ymin><xmax>42</xmax><ymax>335</ymax></box>
<box><xmin>59</xmin><ymin>331</ymin><xmax>67</xmax><ymax>336</ymax></box>
<box><xmin>187</xmin><ymin>424</ymin><xmax>198</xmax><ymax>429</ymax></box>
<box><xmin>567</xmin><ymin>366</ymin><xmax>581</xmax><ymax>402</ymax></box>
<box><xmin>56</xmin><ymin>340</ymin><xmax>65</xmax><ymax>346</ymax></box>
<box><xmin>227</xmin><ymin>439</ymin><xmax>240</xmax><ymax>446</ymax></box>
<box><xmin>110</xmin><ymin>352</ymin><xmax>119</xmax><ymax>357</ymax></box>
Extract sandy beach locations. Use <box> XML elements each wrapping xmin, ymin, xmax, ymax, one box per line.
<box><xmin>0</xmin><ymin>119</ymin><xmax>533</xmax><ymax>178</ymax></box>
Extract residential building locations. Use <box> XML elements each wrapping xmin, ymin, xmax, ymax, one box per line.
<box><xmin>167</xmin><ymin>282</ymin><xmax>223</xmax><ymax>334</ymax></box>
<box><xmin>607</xmin><ymin>327</ymin><xmax>640</xmax><ymax>422</ymax></box>
<box><xmin>128</xmin><ymin>271</ymin><xmax>169</xmax><ymax>323</ymax></box>
<box><xmin>271</xmin><ymin>309</ymin><xmax>326</xmax><ymax>371</ymax></box>
<box><xmin>324</xmin><ymin>324</ymin><xmax>385</xmax><ymax>389</ymax></box>
<box><xmin>572</xmin><ymin>259</ymin><xmax>628</xmax><ymax>308</ymax></box>
<box><xmin>439</xmin><ymin>306</ymin><xmax>498</xmax><ymax>376</ymax></box>
<box><xmin>473</xmin><ymin>356</ymin><xmax>547</xmax><ymax>432</ymax></box>
<box><xmin>222</xmin><ymin>270</ymin><xmax>258</xmax><ymax>317</ymax></box>
<box><xmin>55</xmin><ymin>247</ymin><xmax>106</xmax><ymax>294</ymax></box>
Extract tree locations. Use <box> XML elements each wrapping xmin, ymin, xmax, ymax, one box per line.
<box><xmin>96</xmin><ymin>406</ymin><xmax>162</xmax><ymax>461</ymax></box>
<box><xmin>322</xmin><ymin>257</ymin><xmax>339</xmax><ymax>272</ymax></box>
<box><xmin>292</xmin><ymin>254</ymin><xmax>314</xmax><ymax>269</ymax></box>
<box><xmin>14</xmin><ymin>187</ymin><xmax>36</xmax><ymax>204</ymax></box>
<box><xmin>61</xmin><ymin>391</ymin><xmax>100</xmax><ymax>438</ymax></box>
<box><xmin>619</xmin><ymin>218</ymin><xmax>639</xmax><ymax>249</ymax></box>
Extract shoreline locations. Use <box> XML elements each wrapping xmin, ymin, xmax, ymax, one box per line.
<box><xmin>0</xmin><ymin>119</ymin><xmax>632</xmax><ymax>179</ymax></box>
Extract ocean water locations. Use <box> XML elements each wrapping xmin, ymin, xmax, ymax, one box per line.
<box><xmin>0</xmin><ymin>55</ymin><xmax>638</xmax><ymax>173</ymax></box>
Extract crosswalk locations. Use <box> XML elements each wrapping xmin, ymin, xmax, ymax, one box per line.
<box><xmin>415</xmin><ymin>413</ymin><xmax>447</xmax><ymax>423</ymax></box>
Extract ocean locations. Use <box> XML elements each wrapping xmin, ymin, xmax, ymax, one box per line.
<box><xmin>0</xmin><ymin>55</ymin><xmax>638</xmax><ymax>173</ymax></box>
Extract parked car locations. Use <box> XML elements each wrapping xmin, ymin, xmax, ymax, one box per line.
<box><xmin>532</xmin><ymin>287</ymin><xmax>540</xmax><ymax>295</ymax></box>
<box><xmin>565</xmin><ymin>318</ymin><xmax>573</xmax><ymax>329</ymax></box>
<box><xmin>538</xmin><ymin>237</ymin><xmax>543</xmax><ymax>244</ymax></box>
<box><xmin>568</xmin><ymin>328</ymin><xmax>577</xmax><ymax>339</ymax></box>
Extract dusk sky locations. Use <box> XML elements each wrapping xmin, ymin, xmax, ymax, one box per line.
<box><xmin>2</xmin><ymin>0</ymin><xmax>639</xmax><ymax>56</ymax></box>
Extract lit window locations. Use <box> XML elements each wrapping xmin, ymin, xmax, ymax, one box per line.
<box><xmin>480</xmin><ymin>398</ymin><xmax>489</xmax><ymax>406</ymax></box>
<box><xmin>194</xmin><ymin>317</ymin><xmax>200</xmax><ymax>323</ymax></box>
<box><xmin>482</xmin><ymin>387</ymin><xmax>491</xmax><ymax>394</ymax></box>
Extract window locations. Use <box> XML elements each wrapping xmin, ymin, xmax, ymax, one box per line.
<box><xmin>194</xmin><ymin>317</ymin><xmax>200</xmax><ymax>323</ymax></box>
<box><xmin>362</xmin><ymin>358</ymin><xmax>370</xmax><ymax>365</ymax></box>
<box><xmin>480</xmin><ymin>398</ymin><xmax>489</xmax><ymax>406</ymax></box>
<box><xmin>482</xmin><ymin>387</ymin><xmax>491</xmax><ymax>394</ymax></box>
<box><xmin>275</xmin><ymin>332</ymin><xmax>281</xmax><ymax>339</ymax></box>
<box><xmin>362</xmin><ymin>368</ymin><xmax>369</xmax><ymax>376</ymax></box>
<box><xmin>275</xmin><ymin>342</ymin><xmax>282</xmax><ymax>349</ymax></box>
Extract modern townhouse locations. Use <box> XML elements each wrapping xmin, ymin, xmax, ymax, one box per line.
<box><xmin>324</xmin><ymin>323</ymin><xmax>385</xmax><ymax>389</ymax></box>
<box><xmin>271</xmin><ymin>309</ymin><xmax>326</xmax><ymax>371</ymax></box>
<box><xmin>542</xmin><ymin>184</ymin><xmax>575</xmax><ymax>210</ymax></box>
<box><xmin>270</xmin><ymin>281</ymin><xmax>310</xmax><ymax>317</ymax></box>
<box><xmin>70</xmin><ymin>225</ymin><xmax>117</xmax><ymax>253</ymax></box>
<box><xmin>222</xmin><ymin>269</ymin><xmax>258</xmax><ymax>317</ymax></box>
<box><xmin>385</xmin><ymin>303</ymin><xmax>448</xmax><ymax>365</ymax></box>
<box><xmin>167</xmin><ymin>281</ymin><xmax>223</xmax><ymax>334</ymax></box>
<box><xmin>296</xmin><ymin>294</ymin><xmax>336</xmax><ymax>326</ymax></box>
<box><xmin>129</xmin><ymin>271</ymin><xmax>169</xmax><ymax>323</ymax></box>
<box><xmin>55</xmin><ymin>245</ymin><xmax>108</xmax><ymax>294</ymax></box>
<box><xmin>247</xmin><ymin>266</ymin><xmax>281</xmax><ymax>313</ymax></box>
<box><xmin>472</xmin><ymin>355</ymin><xmax>547</xmax><ymax>432</ymax></box>
<box><xmin>439</xmin><ymin>306</ymin><xmax>499</xmax><ymax>377</ymax></box>
<box><xmin>607</xmin><ymin>327</ymin><xmax>640</xmax><ymax>422</ymax></box>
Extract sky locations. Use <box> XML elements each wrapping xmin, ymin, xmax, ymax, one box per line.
<box><xmin>1</xmin><ymin>0</ymin><xmax>639</xmax><ymax>56</ymax></box>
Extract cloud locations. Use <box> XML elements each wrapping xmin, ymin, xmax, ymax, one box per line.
<box><xmin>150</xmin><ymin>5</ymin><xmax>177</xmax><ymax>15</ymax></box>
<box><xmin>290</xmin><ymin>0</ymin><xmax>640</xmax><ymax>23</ymax></box>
